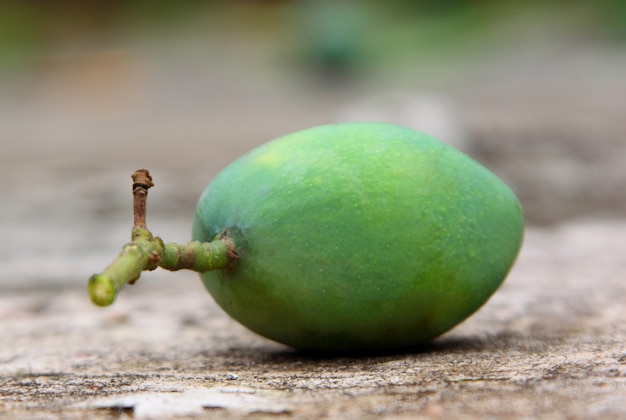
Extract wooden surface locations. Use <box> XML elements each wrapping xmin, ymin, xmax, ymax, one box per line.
<box><xmin>1</xmin><ymin>221</ymin><xmax>625</xmax><ymax>419</ymax></box>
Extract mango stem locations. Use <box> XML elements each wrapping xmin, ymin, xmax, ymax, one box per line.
<box><xmin>88</xmin><ymin>169</ymin><xmax>237</xmax><ymax>307</ymax></box>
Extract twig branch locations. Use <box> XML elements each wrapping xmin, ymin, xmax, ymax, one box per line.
<box><xmin>88</xmin><ymin>169</ymin><xmax>237</xmax><ymax>307</ymax></box>
<box><xmin>131</xmin><ymin>169</ymin><xmax>154</xmax><ymax>229</ymax></box>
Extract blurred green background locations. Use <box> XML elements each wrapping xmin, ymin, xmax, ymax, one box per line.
<box><xmin>1</xmin><ymin>0</ymin><xmax>624</xmax><ymax>79</ymax></box>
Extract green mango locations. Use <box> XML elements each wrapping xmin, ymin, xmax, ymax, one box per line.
<box><xmin>192</xmin><ymin>123</ymin><xmax>524</xmax><ymax>351</ymax></box>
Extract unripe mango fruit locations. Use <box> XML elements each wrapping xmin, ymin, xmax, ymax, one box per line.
<box><xmin>192</xmin><ymin>123</ymin><xmax>524</xmax><ymax>351</ymax></box>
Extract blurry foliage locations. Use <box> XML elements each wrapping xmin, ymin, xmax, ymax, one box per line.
<box><xmin>290</xmin><ymin>0</ymin><xmax>372</xmax><ymax>82</ymax></box>
<box><xmin>0</xmin><ymin>0</ymin><xmax>623</xmax><ymax>76</ymax></box>
<box><xmin>0</xmin><ymin>2</ymin><xmax>45</xmax><ymax>71</ymax></box>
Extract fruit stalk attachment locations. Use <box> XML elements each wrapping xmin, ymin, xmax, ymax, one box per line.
<box><xmin>88</xmin><ymin>169</ymin><xmax>237</xmax><ymax>307</ymax></box>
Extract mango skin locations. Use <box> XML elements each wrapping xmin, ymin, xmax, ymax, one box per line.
<box><xmin>192</xmin><ymin>123</ymin><xmax>524</xmax><ymax>351</ymax></box>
